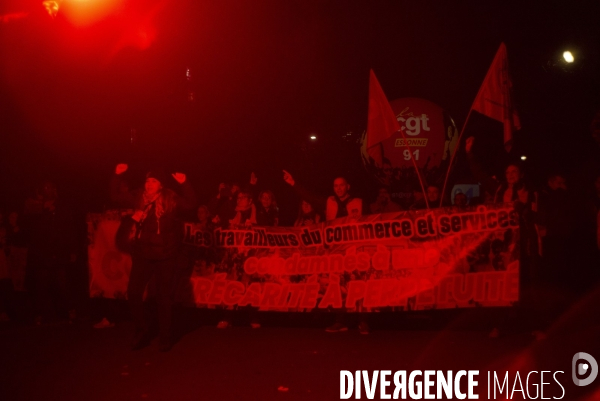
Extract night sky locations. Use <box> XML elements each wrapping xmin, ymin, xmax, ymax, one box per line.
<box><xmin>1</xmin><ymin>0</ymin><xmax>599</xmax><ymax>220</ymax></box>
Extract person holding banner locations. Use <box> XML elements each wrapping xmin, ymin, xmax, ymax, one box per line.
<box><xmin>282</xmin><ymin>171</ymin><xmax>363</xmax><ymax>222</ymax></box>
<box><xmin>282</xmin><ymin>170</ymin><xmax>369</xmax><ymax>334</ymax></box>
<box><xmin>454</xmin><ymin>192</ymin><xmax>469</xmax><ymax>208</ymax></box>
<box><xmin>410</xmin><ymin>185</ymin><xmax>442</xmax><ymax>210</ymax></box>
<box><xmin>248</xmin><ymin>172</ymin><xmax>279</xmax><ymax>227</ymax></box>
<box><xmin>207</xmin><ymin>183</ymin><xmax>236</xmax><ymax>229</ymax></box>
<box><xmin>466</xmin><ymin>137</ymin><xmax>538</xmax><ymax>257</ymax></box>
<box><xmin>111</xmin><ymin>164</ymin><xmax>196</xmax><ymax>351</ymax></box>
<box><xmin>466</xmin><ymin>137</ymin><xmax>532</xmax><ymax>206</ymax></box>
<box><xmin>256</xmin><ymin>190</ymin><xmax>279</xmax><ymax>227</ymax></box>
<box><xmin>294</xmin><ymin>200</ymin><xmax>322</xmax><ymax>227</ymax></box>
<box><xmin>196</xmin><ymin>205</ymin><xmax>214</xmax><ymax>231</ymax></box>
<box><xmin>229</xmin><ymin>191</ymin><xmax>257</xmax><ymax>228</ymax></box>
<box><xmin>370</xmin><ymin>187</ymin><xmax>402</xmax><ymax>214</ymax></box>
<box><xmin>466</xmin><ymin>136</ymin><xmax>541</xmax><ymax>336</ymax></box>
<box><xmin>216</xmin><ymin>190</ymin><xmax>260</xmax><ymax>329</ymax></box>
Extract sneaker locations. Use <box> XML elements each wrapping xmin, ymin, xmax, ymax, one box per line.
<box><xmin>325</xmin><ymin>322</ymin><xmax>348</xmax><ymax>333</ymax></box>
<box><xmin>358</xmin><ymin>321</ymin><xmax>370</xmax><ymax>335</ymax></box>
<box><xmin>93</xmin><ymin>317</ymin><xmax>115</xmax><ymax>329</ymax></box>
<box><xmin>250</xmin><ymin>322</ymin><xmax>261</xmax><ymax>329</ymax></box>
<box><xmin>216</xmin><ymin>320</ymin><xmax>231</xmax><ymax>329</ymax></box>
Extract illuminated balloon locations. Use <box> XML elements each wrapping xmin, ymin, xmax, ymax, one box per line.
<box><xmin>361</xmin><ymin>98</ymin><xmax>457</xmax><ymax>182</ymax></box>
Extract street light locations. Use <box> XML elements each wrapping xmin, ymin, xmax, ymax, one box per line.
<box><xmin>563</xmin><ymin>51</ymin><xmax>574</xmax><ymax>63</ymax></box>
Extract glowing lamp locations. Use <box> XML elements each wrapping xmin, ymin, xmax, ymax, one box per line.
<box><xmin>563</xmin><ymin>51</ymin><xmax>574</xmax><ymax>63</ymax></box>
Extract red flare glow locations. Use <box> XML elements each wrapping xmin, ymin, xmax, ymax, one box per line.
<box><xmin>0</xmin><ymin>12</ymin><xmax>29</xmax><ymax>23</ymax></box>
<box><xmin>60</xmin><ymin>0</ymin><xmax>123</xmax><ymax>27</ymax></box>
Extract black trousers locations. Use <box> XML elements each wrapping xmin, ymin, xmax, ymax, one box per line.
<box><xmin>128</xmin><ymin>256</ymin><xmax>176</xmax><ymax>341</ymax></box>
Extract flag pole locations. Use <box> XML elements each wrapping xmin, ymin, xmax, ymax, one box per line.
<box><xmin>439</xmin><ymin>107</ymin><xmax>475</xmax><ymax>208</ymax></box>
<box><xmin>366</xmin><ymin>69</ymin><xmax>430</xmax><ymax>209</ymax></box>
<box><xmin>439</xmin><ymin>48</ymin><xmax>491</xmax><ymax>208</ymax></box>
<box><xmin>440</xmin><ymin>43</ymin><xmax>515</xmax><ymax>208</ymax></box>
<box><xmin>368</xmin><ymin>126</ymin><xmax>430</xmax><ymax>209</ymax></box>
<box><xmin>396</xmin><ymin>124</ymin><xmax>431</xmax><ymax>209</ymax></box>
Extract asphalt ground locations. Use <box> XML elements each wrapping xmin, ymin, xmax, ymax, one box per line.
<box><xmin>1</xmin><ymin>288</ymin><xmax>599</xmax><ymax>401</ymax></box>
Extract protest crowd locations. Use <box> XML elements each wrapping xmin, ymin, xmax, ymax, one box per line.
<box><xmin>1</xmin><ymin>116</ymin><xmax>599</xmax><ymax>352</ymax></box>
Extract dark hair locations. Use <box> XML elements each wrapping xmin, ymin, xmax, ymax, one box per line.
<box><xmin>237</xmin><ymin>190</ymin><xmax>253</xmax><ymax>202</ymax></box>
<box><xmin>197</xmin><ymin>204</ymin><xmax>210</xmax><ymax>215</ymax></box>
<box><xmin>258</xmin><ymin>190</ymin><xmax>277</xmax><ymax>207</ymax></box>
<box><xmin>146</xmin><ymin>169</ymin><xmax>168</xmax><ymax>185</ymax></box>
<box><xmin>505</xmin><ymin>161</ymin><xmax>524</xmax><ymax>174</ymax></box>
<box><xmin>298</xmin><ymin>199</ymin><xmax>314</xmax><ymax>213</ymax></box>
<box><xmin>333</xmin><ymin>176</ymin><xmax>349</xmax><ymax>184</ymax></box>
<box><xmin>295</xmin><ymin>200</ymin><xmax>321</xmax><ymax>227</ymax></box>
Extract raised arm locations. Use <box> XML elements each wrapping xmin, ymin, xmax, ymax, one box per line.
<box><xmin>172</xmin><ymin>172</ymin><xmax>197</xmax><ymax>212</ymax></box>
<box><xmin>282</xmin><ymin>170</ymin><xmax>326</xmax><ymax>212</ymax></box>
<box><xmin>110</xmin><ymin>163</ymin><xmax>137</xmax><ymax>208</ymax></box>
<box><xmin>248</xmin><ymin>171</ymin><xmax>259</xmax><ymax>201</ymax></box>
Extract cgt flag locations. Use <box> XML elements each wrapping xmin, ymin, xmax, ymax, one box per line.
<box><xmin>366</xmin><ymin>69</ymin><xmax>400</xmax><ymax>165</ymax></box>
<box><xmin>471</xmin><ymin>43</ymin><xmax>521</xmax><ymax>152</ymax></box>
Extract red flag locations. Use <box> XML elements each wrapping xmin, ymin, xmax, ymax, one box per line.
<box><xmin>366</xmin><ymin>69</ymin><xmax>400</xmax><ymax>165</ymax></box>
<box><xmin>471</xmin><ymin>43</ymin><xmax>521</xmax><ymax>152</ymax></box>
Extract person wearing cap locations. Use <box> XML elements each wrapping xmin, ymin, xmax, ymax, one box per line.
<box><xmin>111</xmin><ymin>163</ymin><xmax>196</xmax><ymax>351</ymax></box>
